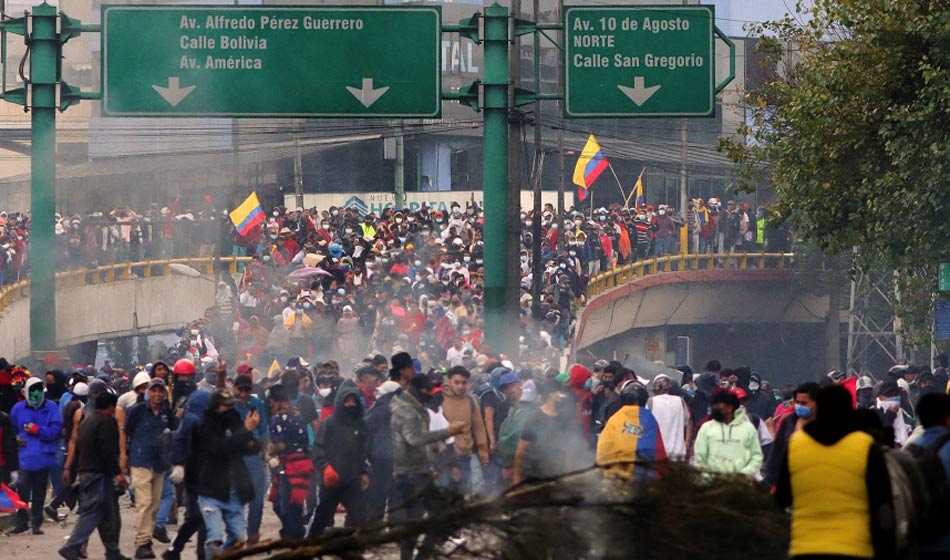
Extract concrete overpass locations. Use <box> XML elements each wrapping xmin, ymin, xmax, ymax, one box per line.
<box><xmin>575</xmin><ymin>253</ymin><xmax>833</xmax><ymax>381</ymax></box>
<box><xmin>0</xmin><ymin>258</ymin><xmax>248</xmax><ymax>361</ymax></box>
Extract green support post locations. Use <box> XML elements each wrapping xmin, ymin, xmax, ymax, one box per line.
<box><xmin>29</xmin><ymin>3</ymin><xmax>59</xmax><ymax>352</ymax></box>
<box><xmin>481</xmin><ymin>3</ymin><xmax>510</xmax><ymax>355</ymax></box>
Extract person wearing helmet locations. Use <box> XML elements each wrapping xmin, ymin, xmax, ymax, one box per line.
<box><xmin>856</xmin><ymin>376</ymin><xmax>875</xmax><ymax>409</ymax></box>
<box><xmin>10</xmin><ymin>376</ymin><xmax>65</xmax><ymax>534</ymax></box>
<box><xmin>118</xmin><ymin>371</ymin><xmax>152</xmax><ymax>411</ymax></box>
<box><xmin>171</xmin><ymin>358</ymin><xmax>198</xmax><ymax>412</ymax></box>
<box><xmin>597</xmin><ymin>381</ymin><xmax>666</xmax><ymax>481</ymax></box>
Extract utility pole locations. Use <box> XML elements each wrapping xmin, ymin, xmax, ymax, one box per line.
<box><xmin>394</xmin><ymin>121</ymin><xmax>406</xmax><ymax>209</ymax></box>
<box><xmin>529</xmin><ymin>0</ymin><xmax>544</xmax><ymax>316</ymax></box>
<box><xmin>292</xmin><ymin>120</ymin><xmax>304</xmax><ymax>210</ymax></box>
<box><xmin>482</xmin><ymin>3</ymin><xmax>513</xmax><ymax>355</ymax></box>
<box><xmin>678</xmin><ymin>0</ymin><xmax>689</xmax><ymax>225</ymax></box>
<box><xmin>28</xmin><ymin>3</ymin><xmax>58</xmax><ymax>352</ymax></box>
<box><xmin>505</xmin><ymin>0</ymin><xmax>524</xmax><ymax>352</ymax></box>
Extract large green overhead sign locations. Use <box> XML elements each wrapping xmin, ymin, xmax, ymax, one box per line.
<box><xmin>564</xmin><ymin>5</ymin><xmax>716</xmax><ymax>117</ymax></box>
<box><xmin>101</xmin><ymin>5</ymin><xmax>442</xmax><ymax>117</ymax></box>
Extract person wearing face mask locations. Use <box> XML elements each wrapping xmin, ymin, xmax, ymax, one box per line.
<box><xmin>10</xmin><ymin>376</ymin><xmax>64</xmax><ymax>534</ymax></box>
<box><xmin>390</xmin><ymin>373</ymin><xmax>465</xmax><ymax>560</ymax></box>
<box><xmin>691</xmin><ymin>389</ymin><xmax>763</xmax><ymax>477</ymax></box>
<box><xmin>874</xmin><ymin>379</ymin><xmax>912</xmax><ymax>446</ymax></box>
<box><xmin>308</xmin><ymin>381</ymin><xmax>370</xmax><ymax>536</ymax></box>
<box><xmin>653</xmin><ymin>205</ymin><xmax>676</xmax><ymax>256</ymax></box>
<box><xmin>761</xmin><ymin>381</ymin><xmax>817</xmax><ymax>487</ymax></box>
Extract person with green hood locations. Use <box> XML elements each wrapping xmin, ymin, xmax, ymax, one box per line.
<box><xmin>692</xmin><ymin>389</ymin><xmax>763</xmax><ymax>477</ymax></box>
<box><xmin>10</xmin><ymin>376</ymin><xmax>64</xmax><ymax>534</ymax></box>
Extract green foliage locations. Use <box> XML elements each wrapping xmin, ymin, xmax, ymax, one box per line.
<box><xmin>719</xmin><ymin>0</ymin><xmax>949</xmax><ymax>343</ymax></box>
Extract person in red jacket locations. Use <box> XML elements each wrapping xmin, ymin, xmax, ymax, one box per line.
<box><xmin>568</xmin><ymin>364</ymin><xmax>594</xmax><ymax>443</ymax></box>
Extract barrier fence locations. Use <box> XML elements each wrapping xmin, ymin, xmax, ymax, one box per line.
<box><xmin>586</xmin><ymin>252</ymin><xmax>797</xmax><ymax>298</ymax></box>
<box><xmin>0</xmin><ymin>256</ymin><xmax>253</xmax><ymax>313</ymax></box>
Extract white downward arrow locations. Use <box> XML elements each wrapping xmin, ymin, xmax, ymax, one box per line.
<box><xmin>152</xmin><ymin>77</ymin><xmax>195</xmax><ymax>107</ymax></box>
<box><xmin>346</xmin><ymin>78</ymin><xmax>390</xmax><ymax>108</ymax></box>
<box><xmin>617</xmin><ymin>76</ymin><xmax>662</xmax><ymax>107</ymax></box>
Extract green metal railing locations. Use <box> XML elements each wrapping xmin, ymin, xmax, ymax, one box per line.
<box><xmin>586</xmin><ymin>252</ymin><xmax>797</xmax><ymax>298</ymax></box>
<box><xmin>0</xmin><ymin>256</ymin><xmax>253</xmax><ymax>313</ymax></box>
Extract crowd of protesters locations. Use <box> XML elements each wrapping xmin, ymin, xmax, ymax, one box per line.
<box><xmin>0</xmin><ymin>193</ymin><xmax>791</xmax><ymax>288</ymax></box>
<box><xmin>2</xmin><ymin>350</ymin><xmax>950</xmax><ymax>560</ymax></box>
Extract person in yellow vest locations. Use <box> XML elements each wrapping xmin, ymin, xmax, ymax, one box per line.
<box><xmin>776</xmin><ymin>385</ymin><xmax>896</xmax><ymax>559</ymax></box>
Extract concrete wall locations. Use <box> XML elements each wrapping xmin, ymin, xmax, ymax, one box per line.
<box><xmin>575</xmin><ymin>270</ymin><xmax>828</xmax><ymax>350</ymax></box>
<box><xmin>0</xmin><ymin>275</ymin><xmax>216</xmax><ymax>361</ymax></box>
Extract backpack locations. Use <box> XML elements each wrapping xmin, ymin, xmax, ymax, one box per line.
<box><xmin>903</xmin><ymin>433</ymin><xmax>950</xmax><ymax>543</ymax></box>
<box><xmin>883</xmin><ymin>449</ymin><xmax>928</xmax><ymax>557</ymax></box>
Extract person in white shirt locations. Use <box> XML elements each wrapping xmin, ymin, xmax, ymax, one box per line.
<box><xmin>646</xmin><ymin>374</ymin><xmax>691</xmax><ymax>460</ymax></box>
<box><xmin>445</xmin><ymin>338</ymin><xmax>466</xmax><ymax>368</ymax></box>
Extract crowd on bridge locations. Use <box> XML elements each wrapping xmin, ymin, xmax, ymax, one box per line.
<box><xmin>0</xmin><ymin>193</ymin><xmax>791</xmax><ymax>288</ymax></box>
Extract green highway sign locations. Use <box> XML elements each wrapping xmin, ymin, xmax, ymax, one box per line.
<box><xmin>564</xmin><ymin>5</ymin><xmax>716</xmax><ymax>118</ymax></box>
<box><xmin>101</xmin><ymin>5</ymin><xmax>442</xmax><ymax>117</ymax></box>
<box><xmin>940</xmin><ymin>263</ymin><xmax>950</xmax><ymax>292</ymax></box>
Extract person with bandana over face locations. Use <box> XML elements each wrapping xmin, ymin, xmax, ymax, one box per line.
<box><xmin>307</xmin><ymin>380</ymin><xmax>370</xmax><ymax>536</ymax></box>
<box><xmin>10</xmin><ymin>376</ymin><xmax>65</xmax><ymax>534</ymax></box>
<box><xmin>390</xmin><ymin>372</ymin><xmax>465</xmax><ymax>560</ymax></box>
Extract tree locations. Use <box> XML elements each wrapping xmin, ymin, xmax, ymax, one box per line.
<box><xmin>719</xmin><ymin>0</ymin><xmax>949</xmax><ymax>346</ymax></box>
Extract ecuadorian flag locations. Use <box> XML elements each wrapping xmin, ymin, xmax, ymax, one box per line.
<box><xmin>230</xmin><ymin>192</ymin><xmax>265</xmax><ymax>236</ymax></box>
<box><xmin>0</xmin><ymin>482</ymin><xmax>26</xmax><ymax>512</ymax></box>
<box><xmin>634</xmin><ymin>171</ymin><xmax>645</xmax><ymax>208</ymax></box>
<box><xmin>572</xmin><ymin>134</ymin><xmax>609</xmax><ymax>202</ymax></box>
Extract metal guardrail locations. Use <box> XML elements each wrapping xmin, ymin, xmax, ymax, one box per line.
<box><xmin>0</xmin><ymin>256</ymin><xmax>253</xmax><ymax>313</ymax></box>
<box><xmin>586</xmin><ymin>252</ymin><xmax>797</xmax><ymax>298</ymax></box>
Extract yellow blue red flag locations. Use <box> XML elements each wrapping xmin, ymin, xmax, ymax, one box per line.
<box><xmin>229</xmin><ymin>191</ymin><xmax>265</xmax><ymax>236</ymax></box>
<box><xmin>634</xmin><ymin>171</ymin><xmax>645</xmax><ymax>207</ymax></box>
<box><xmin>572</xmin><ymin>135</ymin><xmax>609</xmax><ymax>201</ymax></box>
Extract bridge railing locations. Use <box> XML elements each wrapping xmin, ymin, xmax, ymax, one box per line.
<box><xmin>0</xmin><ymin>256</ymin><xmax>253</xmax><ymax>314</ymax></box>
<box><xmin>586</xmin><ymin>252</ymin><xmax>797</xmax><ymax>298</ymax></box>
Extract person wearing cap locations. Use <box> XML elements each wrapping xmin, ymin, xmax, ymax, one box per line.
<box><xmin>58</xmin><ymin>391</ymin><xmax>129</xmax><ymax>560</ymax></box>
<box><xmin>267</xmin><ymin>383</ymin><xmax>311</xmax><ymax>539</ymax></box>
<box><xmin>232</xmin><ymin>373</ymin><xmax>269</xmax><ymax>546</ymax></box>
<box><xmin>10</xmin><ymin>376</ymin><xmax>64</xmax><ymax>534</ymax></box>
<box><xmin>874</xmin><ymin>378</ymin><xmax>912</xmax><ymax>446</ymax></box>
<box><xmin>494</xmin><ymin>372</ymin><xmax>528</xmax><ymax>485</ymax></box>
<box><xmin>191</xmin><ymin>389</ymin><xmax>261</xmax><ymax>559</ymax></box>
<box><xmin>125</xmin><ymin>378</ymin><xmax>179</xmax><ymax>558</ymax></box>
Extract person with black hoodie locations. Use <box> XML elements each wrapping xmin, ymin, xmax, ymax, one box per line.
<box><xmin>308</xmin><ymin>380</ymin><xmax>370</xmax><ymax>536</ymax></box>
<box><xmin>776</xmin><ymin>385</ymin><xmax>895</xmax><ymax>559</ymax></box>
<box><xmin>190</xmin><ymin>388</ymin><xmax>261</xmax><ymax>559</ymax></box>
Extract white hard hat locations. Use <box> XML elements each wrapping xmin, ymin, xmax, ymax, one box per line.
<box><xmin>72</xmin><ymin>382</ymin><xmax>89</xmax><ymax>397</ymax></box>
<box><xmin>857</xmin><ymin>376</ymin><xmax>874</xmax><ymax>390</ymax></box>
<box><xmin>132</xmin><ymin>371</ymin><xmax>151</xmax><ymax>389</ymax></box>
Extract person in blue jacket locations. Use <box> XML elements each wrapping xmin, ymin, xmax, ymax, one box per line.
<box><xmin>163</xmin><ymin>390</ymin><xmax>210</xmax><ymax>560</ymax></box>
<box><xmin>10</xmin><ymin>376</ymin><xmax>64</xmax><ymax>534</ymax></box>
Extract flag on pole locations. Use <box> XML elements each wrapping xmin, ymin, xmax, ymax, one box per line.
<box><xmin>634</xmin><ymin>170</ymin><xmax>645</xmax><ymax>208</ymax></box>
<box><xmin>572</xmin><ymin>135</ymin><xmax>609</xmax><ymax>201</ymax></box>
<box><xmin>229</xmin><ymin>192</ymin><xmax>265</xmax><ymax>236</ymax></box>
<box><xmin>266</xmin><ymin>358</ymin><xmax>281</xmax><ymax>379</ymax></box>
